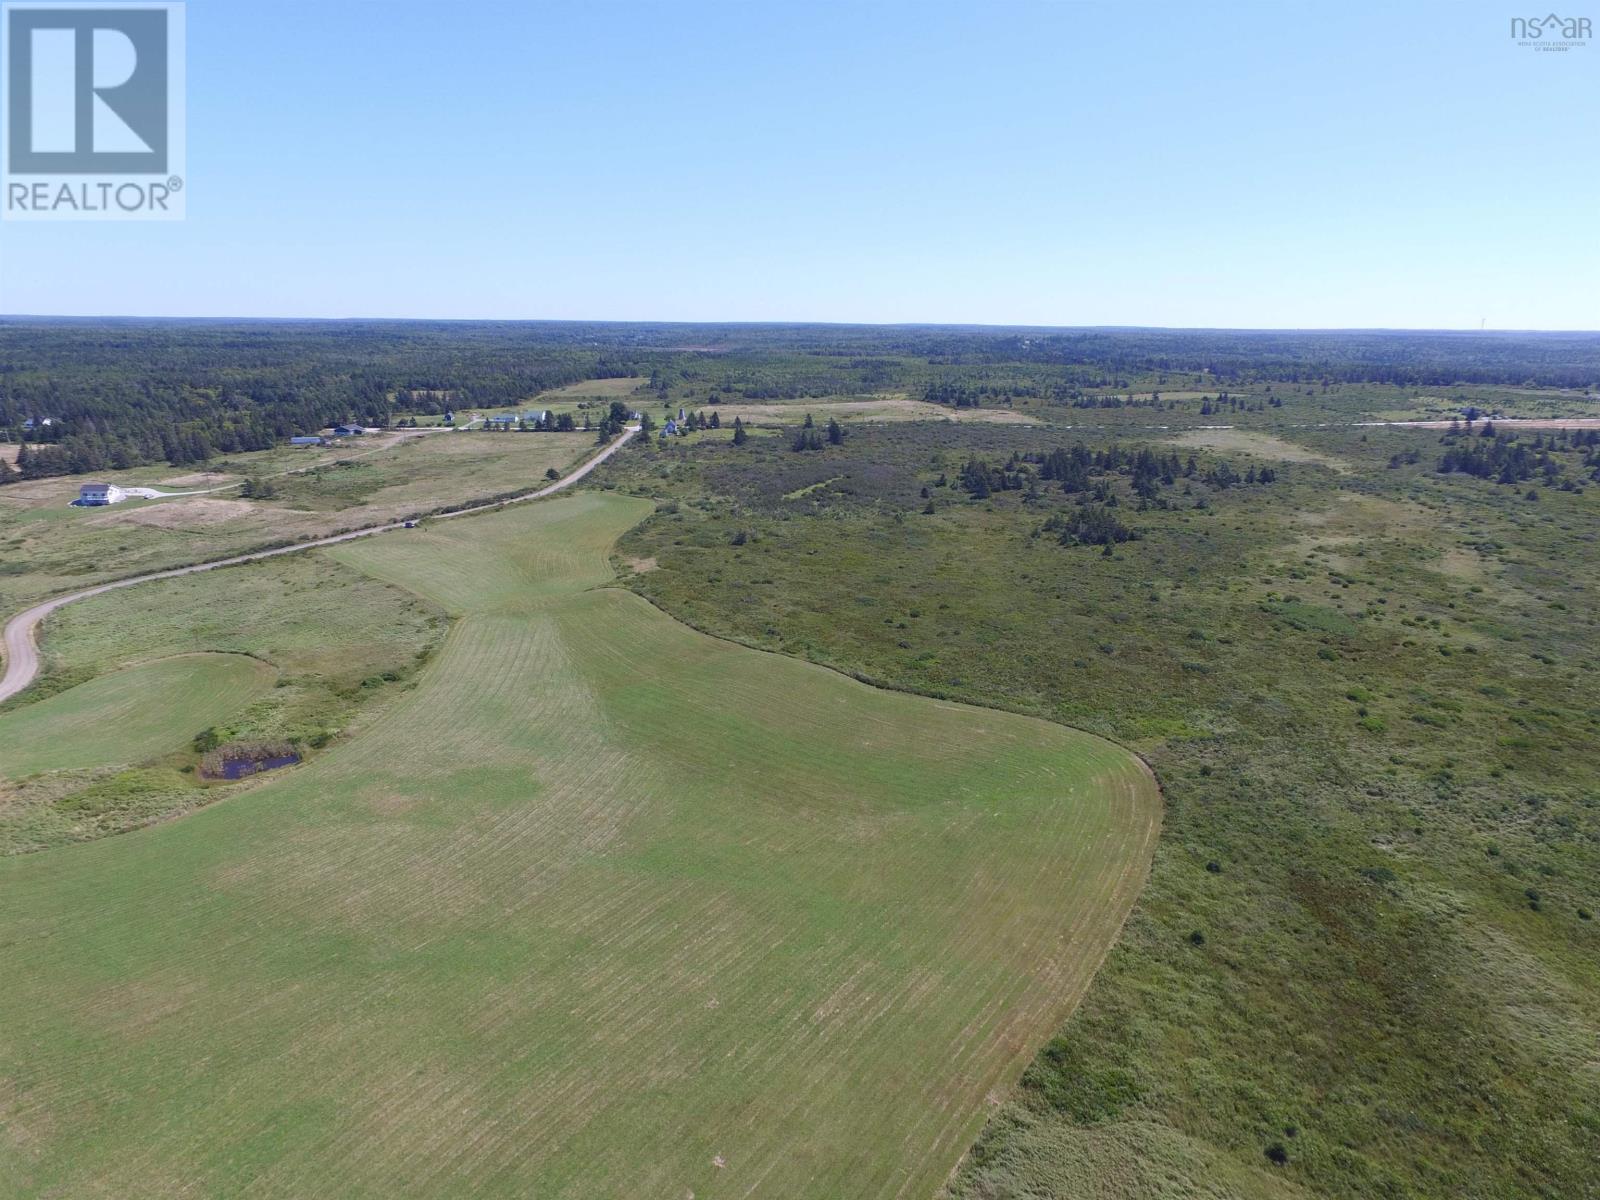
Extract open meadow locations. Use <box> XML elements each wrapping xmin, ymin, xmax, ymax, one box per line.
<box><xmin>602</xmin><ymin>409</ymin><xmax>1600</xmax><ymax>1199</ymax></box>
<box><xmin>0</xmin><ymin>552</ymin><xmax>443</xmax><ymax>854</ymax></box>
<box><xmin>0</xmin><ymin>431</ymin><xmax>591</xmax><ymax>610</ymax></box>
<box><xmin>0</xmin><ymin>654</ymin><xmax>273</xmax><ymax>778</ymax></box>
<box><xmin>0</xmin><ymin>492</ymin><xmax>1159</xmax><ymax>1198</ymax></box>
<box><xmin>5</xmin><ymin>323</ymin><xmax>1600</xmax><ymax>1200</ymax></box>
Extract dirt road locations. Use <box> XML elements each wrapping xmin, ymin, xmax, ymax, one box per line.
<box><xmin>0</xmin><ymin>429</ymin><xmax>634</xmax><ymax>706</ymax></box>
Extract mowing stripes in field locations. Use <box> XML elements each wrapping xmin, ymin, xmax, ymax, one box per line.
<box><xmin>0</xmin><ymin>653</ymin><xmax>274</xmax><ymax>778</ymax></box>
<box><xmin>0</xmin><ymin>493</ymin><xmax>1159</xmax><ymax>1199</ymax></box>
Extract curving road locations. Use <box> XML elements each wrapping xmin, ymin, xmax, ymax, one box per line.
<box><xmin>0</xmin><ymin>428</ymin><xmax>636</xmax><ymax>706</ymax></box>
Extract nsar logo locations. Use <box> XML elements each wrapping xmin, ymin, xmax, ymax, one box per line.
<box><xmin>2</xmin><ymin>2</ymin><xmax>185</xmax><ymax>220</ymax></box>
<box><xmin>1510</xmin><ymin>11</ymin><xmax>1591</xmax><ymax>49</ymax></box>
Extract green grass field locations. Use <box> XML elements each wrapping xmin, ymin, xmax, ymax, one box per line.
<box><xmin>0</xmin><ymin>492</ymin><xmax>1157</xmax><ymax>1199</ymax></box>
<box><xmin>0</xmin><ymin>431</ymin><xmax>591</xmax><ymax>611</ymax></box>
<box><xmin>603</xmin><ymin>416</ymin><xmax>1600</xmax><ymax>1199</ymax></box>
<box><xmin>534</xmin><ymin>376</ymin><xmax>648</xmax><ymax>399</ymax></box>
<box><xmin>0</xmin><ymin>654</ymin><xmax>273</xmax><ymax>778</ymax></box>
<box><xmin>0</xmin><ymin>554</ymin><xmax>444</xmax><ymax>856</ymax></box>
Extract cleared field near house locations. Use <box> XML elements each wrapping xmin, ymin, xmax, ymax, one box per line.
<box><xmin>0</xmin><ymin>492</ymin><xmax>1158</xmax><ymax>1199</ymax></box>
<box><xmin>712</xmin><ymin>396</ymin><xmax>1040</xmax><ymax>426</ymax></box>
<box><xmin>534</xmin><ymin>375</ymin><xmax>649</xmax><ymax>399</ymax></box>
<box><xmin>0</xmin><ymin>432</ymin><xmax>590</xmax><ymax>610</ymax></box>
<box><xmin>0</xmin><ymin>653</ymin><xmax>273</xmax><ymax>778</ymax></box>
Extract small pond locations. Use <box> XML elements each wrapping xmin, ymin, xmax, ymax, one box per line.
<box><xmin>217</xmin><ymin>753</ymin><xmax>301</xmax><ymax>781</ymax></box>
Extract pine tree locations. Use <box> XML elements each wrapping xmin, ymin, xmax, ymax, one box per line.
<box><xmin>732</xmin><ymin>417</ymin><xmax>748</xmax><ymax>446</ymax></box>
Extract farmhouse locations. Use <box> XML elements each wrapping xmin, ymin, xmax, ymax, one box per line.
<box><xmin>331</xmin><ymin>424</ymin><xmax>366</xmax><ymax>437</ymax></box>
<box><xmin>290</xmin><ymin>435</ymin><xmax>324</xmax><ymax>446</ymax></box>
<box><xmin>78</xmin><ymin>483</ymin><xmax>127</xmax><ymax>506</ymax></box>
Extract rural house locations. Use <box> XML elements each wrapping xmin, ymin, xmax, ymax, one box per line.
<box><xmin>78</xmin><ymin>483</ymin><xmax>127</xmax><ymax>505</ymax></box>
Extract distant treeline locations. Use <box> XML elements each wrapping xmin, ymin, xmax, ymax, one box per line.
<box><xmin>2</xmin><ymin>319</ymin><xmax>1597</xmax><ymax>482</ymax></box>
<box><xmin>0</xmin><ymin>320</ymin><xmax>650</xmax><ymax>480</ymax></box>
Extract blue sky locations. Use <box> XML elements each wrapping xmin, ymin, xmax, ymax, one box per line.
<box><xmin>1</xmin><ymin>0</ymin><xmax>1595</xmax><ymax>327</ymax></box>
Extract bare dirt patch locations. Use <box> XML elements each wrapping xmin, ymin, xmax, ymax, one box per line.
<box><xmin>89</xmin><ymin>498</ymin><xmax>259</xmax><ymax>530</ymax></box>
<box><xmin>1433</xmin><ymin>547</ymin><xmax>1489</xmax><ymax>581</ymax></box>
<box><xmin>721</xmin><ymin>398</ymin><xmax>1039</xmax><ymax>426</ymax></box>
<box><xmin>623</xmin><ymin>556</ymin><xmax>659</xmax><ymax>574</ymax></box>
<box><xmin>1166</xmin><ymin>429</ymin><xmax>1350</xmax><ymax>472</ymax></box>
<box><xmin>1371</xmin><ymin>417</ymin><xmax>1600</xmax><ymax>430</ymax></box>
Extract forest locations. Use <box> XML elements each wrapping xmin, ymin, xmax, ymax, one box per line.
<box><xmin>3</xmin><ymin>319</ymin><xmax>1599</xmax><ymax>481</ymax></box>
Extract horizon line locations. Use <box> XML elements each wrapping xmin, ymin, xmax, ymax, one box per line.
<box><xmin>1</xmin><ymin>314</ymin><xmax>1597</xmax><ymax>336</ymax></box>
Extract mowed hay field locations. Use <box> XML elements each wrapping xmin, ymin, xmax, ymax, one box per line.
<box><xmin>0</xmin><ymin>653</ymin><xmax>273</xmax><ymax>777</ymax></box>
<box><xmin>535</xmin><ymin>376</ymin><xmax>648</xmax><ymax>399</ymax></box>
<box><xmin>0</xmin><ymin>493</ymin><xmax>1159</xmax><ymax>1199</ymax></box>
<box><xmin>715</xmin><ymin>397</ymin><xmax>1040</xmax><ymax>426</ymax></box>
<box><xmin>0</xmin><ymin>431</ymin><xmax>592</xmax><ymax>610</ymax></box>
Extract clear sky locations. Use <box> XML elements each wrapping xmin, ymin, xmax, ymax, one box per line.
<box><xmin>0</xmin><ymin>0</ymin><xmax>1595</xmax><ymax>328</ymax></box>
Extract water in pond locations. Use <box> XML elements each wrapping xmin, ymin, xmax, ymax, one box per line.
<box><xmin>218</xmin><ymin>754</ymin><xmax>300</xmax><ymax>781</ymax></box>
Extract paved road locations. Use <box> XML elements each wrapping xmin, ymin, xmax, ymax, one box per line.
<box><xmin>0</xmin><ymin>429</ymin><xmax>636</xmax><ymax>706</ymax></box>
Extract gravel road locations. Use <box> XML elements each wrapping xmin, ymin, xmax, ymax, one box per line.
<box><xmin>0</xmin><ymin>429</ymin><xmax>635</xmax><ymax>705</ymax></box>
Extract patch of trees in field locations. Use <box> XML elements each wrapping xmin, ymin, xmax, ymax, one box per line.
<box><xmin>1040</xmin><ymin>505</ymin><xmax>1137</xmax><ymax>548</ymax></box>
<box><xmin>945</xmin><ymin>442</ymin><xmax>1277</xmax><ymax>547</ymax></box>
<box><xmin>1436</xmin><ymin>425</ymin><xmax>1599</xmax><ymax>489</ymax></box>
<box><xmin>790</xmin><ymin>414</ymin><xmax>843</xmax><ymax>452</ymax></box>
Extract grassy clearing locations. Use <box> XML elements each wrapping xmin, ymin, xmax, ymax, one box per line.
<box><xmin>600</xmin><ymin>417</ymin><xmax>1600</xmax><ymax>1200</ymax></box>
<box><xmin>0</xmin><ymin>492</ymin><xmax>1157</xmax><ymax>1199</ymax></box>
<box><xmin>706</xmin><ymin>397</ymin><xmax>1040</xmax><ymax>426</ymax></box>
<box><xmin>0</xmin><ymin>654</ymin><xmax>272</xmax><ymax>779</ymax></box>
<box><xmin>1164</xmin><ymin>428</ymin><xmax>1351</xmax><ymax>471</ymax></box>
<box><xmin>0</xmin><ymin>554</ymin><xmax>444</xmax><ymax>854</ymax></box>
<box><xmin>0</xmin><ymin>432</ymin><xmax>590</xmax><ymax>611</ymax></box>
<box><xmin>534</xmin><ymin>375</ymin><xmax>649</xmax><ymax>399</ymax></box>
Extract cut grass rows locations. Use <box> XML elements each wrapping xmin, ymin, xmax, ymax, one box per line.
<box><xmin>0</xmin><ymin>492</ymin><xmax>1158</xmax><ymax>1198</ymax></box>
<box><xmin>0</xmin><ymin>654</ymin><xmax>273</xmax><ymax>778</ymax></box>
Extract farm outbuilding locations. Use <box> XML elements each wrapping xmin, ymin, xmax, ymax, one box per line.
<box><xmin>78</xmin><ymin>483</ymin><xmax>127</xmax><ymax>506</ymax></box>
<box><xmin>331</xmin><ymin>424</ymin><xmax>367</xmax><ymax>437</ymax></box>
<box><xmin>290</xmin><ymin>435</ymin><xmax>324</xmax><ymax>446</ymax></box>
